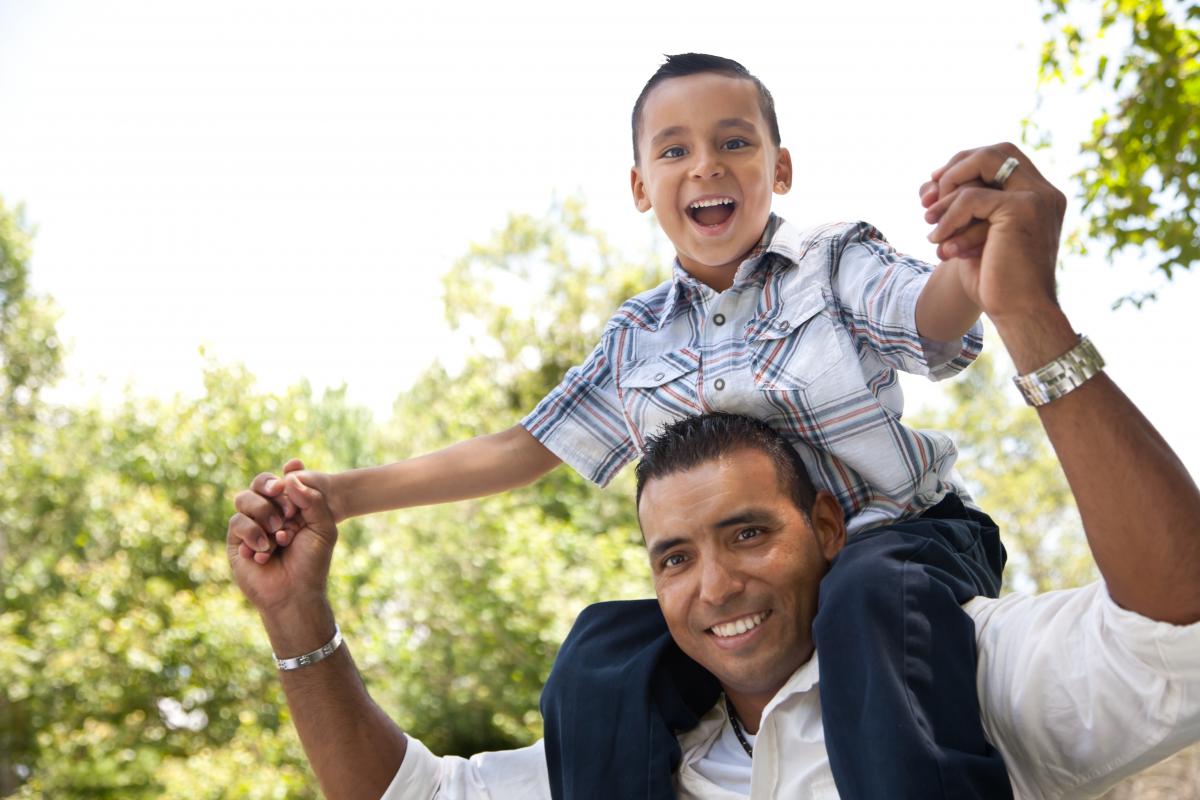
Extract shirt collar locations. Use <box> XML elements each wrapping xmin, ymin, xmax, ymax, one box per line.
<box><xmin>659</xmin><ymin>214</ymin><xmax>798</xmax><ymax>328</ymax></box>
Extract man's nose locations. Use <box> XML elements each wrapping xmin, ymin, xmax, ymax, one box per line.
<box><xmin>698</xmin><ymin>556</ymin><xmax>744</xmax><ymax>606</ymax></box>
<box><xmin>690</xmin><ymin>146</ymin><xmax>725</xmax><ymax>180</ymax></box>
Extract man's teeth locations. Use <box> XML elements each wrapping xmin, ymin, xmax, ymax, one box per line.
<box><xmin>690</xmin><ymin>198</ymin><xmax>734</xmax><ymax>209</ymax></box>
<box><xmin>710</xmin><ymin>612</ymin><xmax>768</xmax><ymax>638</ymax></box>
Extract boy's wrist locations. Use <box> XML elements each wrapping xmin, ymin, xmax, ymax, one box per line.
<box><xmin>326</xmin><ymin>471</ymin><xmax>353</xmax><ymax>523</ymax></box>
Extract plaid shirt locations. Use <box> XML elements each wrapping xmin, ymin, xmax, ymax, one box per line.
<box><xmin>521</xmin><ymin>216</ymin><xmax>982</xmax><ymax>533</ymax></box>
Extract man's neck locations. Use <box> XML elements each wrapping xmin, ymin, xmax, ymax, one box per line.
<box><xmin>722</xmin><ymin>687</ymin><xmax>776</xmax><ymax>735</ymax></box>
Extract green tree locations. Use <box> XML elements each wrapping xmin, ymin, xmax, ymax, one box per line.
<box><xmin>1037</xmin><ymin>0</ymin><xmax>1199</xmax><ymax>304</ymax></box>
<box><xmin>0</xmin><ymin>198</ymin><xmax>667</xmax><ymax>795</ymax></box>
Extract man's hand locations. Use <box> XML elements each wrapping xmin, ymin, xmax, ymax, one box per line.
<box><xmin>919</xmin><ymin>143</ymin><xmax>1068</xmax><ymax>330</ymax></box>
<box><xmin>227</xmin><ymin>459</ymin><xmax>339</xmax><ymax>616</ymax></box>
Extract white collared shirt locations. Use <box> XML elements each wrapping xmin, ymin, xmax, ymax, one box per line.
<box><xmin>382</xmin><ymin>582</ymin><xmax>1200</xmax><ymax>799</ymax></box>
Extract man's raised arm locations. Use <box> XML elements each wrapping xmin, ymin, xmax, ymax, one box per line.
<box><xmin>923</xmin><ymin>143</ymin><xmax>1200</xmax><ymax>624</ymax></box>
<box><xmin>227</xmin><ymin>463</ymin><xmax>411</xmax><ymax>800</ymax></box>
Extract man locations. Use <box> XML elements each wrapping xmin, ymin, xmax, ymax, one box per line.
<box><xmin>228</xmin><ymin>143</ymin><xmax>1200</xmax><ymax>799</ymax></box>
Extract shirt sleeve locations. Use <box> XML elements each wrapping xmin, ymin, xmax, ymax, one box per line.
<box><xmin>966</xmin><ymin>583</ymin><xmax>1200</xmax><ymax>799</ymax></box>
<box><xmin>830</xmin><ymin>222</ymin><xmax>982</xmax><ymax>381</ymax></box>
<box><xmin>520</xmin><ymin>330</ymin><xmax>639</xmax><ymax>487</ymax></box>
<box><xmin>380</xmin><ymin>736</ymin><xmax>551</xmax><ymax>800</ymax></box>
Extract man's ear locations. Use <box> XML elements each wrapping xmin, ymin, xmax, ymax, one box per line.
<box><xmin>773</xmin><ymin>147</ymin><xmax>793</xmax><ymax>196</ymax></box>
<box><xmin>810</xmin><ymin>491</ymin><xmax>846</xmax><ymax>561</ymax></box>
<box><xmin>631</xmin><ymin>166</ymin><xmax>652</xmax><ymax>213</ymax></box>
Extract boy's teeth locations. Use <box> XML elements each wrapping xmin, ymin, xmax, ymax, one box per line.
<box><xmin>711</xmin><ymin>611</ymin><xmax>768</xmax><ymax>638</ymax></box>
<box><xmin>690</xmin><ymin>198</ymin><xmax>734</xmax><ymax>209</ymax></box>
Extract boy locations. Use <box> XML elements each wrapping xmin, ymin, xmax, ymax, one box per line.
<box><xmin>256</xmin><ymin>54</ymin><xmax>1010</xmax><ymax>798</ymax></box>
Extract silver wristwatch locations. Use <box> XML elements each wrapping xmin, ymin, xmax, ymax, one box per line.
<box><xmin>1012</xmin><ymin>335</ymin><xmax>1105</xmax><ymax>407</ymax></box>
<box><xmin>274</xmin><ymin>625</ymin><xmax>343</xmax><ymax>671</ymax></box>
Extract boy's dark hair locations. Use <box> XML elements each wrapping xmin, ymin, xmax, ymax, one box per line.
<box><xmin>631</xmin><ymin>53</ymin><xmax>782</xmax><ymax>164</ymax></box>
<box><xmin>635</xmin><ymin>413</ymin><xmax>817</xmax><ymax>515</ymax></box>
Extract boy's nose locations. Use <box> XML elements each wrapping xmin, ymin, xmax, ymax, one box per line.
<box><xmin>691</xmin><ymin>148</ymin><xmax>726</xmax><ymax>180</ymax></box>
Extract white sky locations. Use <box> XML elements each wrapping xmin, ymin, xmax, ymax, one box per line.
<box><xmin>1</xmin><ymin>0</ymin><xmax>1197</xmax><ymax>476</ymax></box>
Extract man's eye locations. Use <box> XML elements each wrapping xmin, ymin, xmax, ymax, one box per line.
<box><xmin>663</xmin><ymin>553</ymin><xmax>686</xmax><ymax>568</ymax></box>
<box><xmin>661</xmin><ymin>146</ymin><xmax>687</xmax><ymax>159</ymax></box>
<box><xmin>736</xmin><ymin>527</ymin><xmax>764</xmax><ymax>541</ymax></box>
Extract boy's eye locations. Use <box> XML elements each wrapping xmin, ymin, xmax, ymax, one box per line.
<box><xmin>724</xmin><ymin>138</ymin><xmax>749</xmax><ymax>151</ymax></box>
<box><xmin>661</xmin><ymin>146</ymin><xmax>687</xmax><ymax>159</ymax></box>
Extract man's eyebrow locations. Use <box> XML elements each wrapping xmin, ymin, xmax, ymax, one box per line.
<box><xmin>647</xmin><ymin>509</ymin><xmax>778</xmax><ymax>561</ymax></box>
<box><xmin>713</xmin><ymin>508</ymin><xmax>776</xmax><ymax>529</ymax></box>
<box><xmin>648</xmin><ymin>535</ymin><xmax>689</xmax><ymax>562</ymax></box>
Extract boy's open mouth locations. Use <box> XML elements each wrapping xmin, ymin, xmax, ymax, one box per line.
<box><xmin>688</xmin><ymin>197</ymin><xmax>737</xmax><ymax>228</ymax></box>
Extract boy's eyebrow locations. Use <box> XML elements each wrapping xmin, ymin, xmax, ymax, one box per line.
<box><xmin>648</xmin><ymin>118</ymin><xmax>758</xmax><ymax>149</ymax></box>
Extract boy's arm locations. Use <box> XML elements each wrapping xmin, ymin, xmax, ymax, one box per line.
<box><xmin>914</xmin><ymin>258</ymin><xmax>983</xmax><ymax>343</ymax></box>
<box><xmin>308</xmin><ymin>426</ymin><xmax>562</xmax><ymax>524</ymax></box>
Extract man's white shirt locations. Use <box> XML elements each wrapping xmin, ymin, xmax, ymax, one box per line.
<box><xmin>382</xmin><ymin>582</ymin><xmax>1200</xmax><ymax>799</ymax></box>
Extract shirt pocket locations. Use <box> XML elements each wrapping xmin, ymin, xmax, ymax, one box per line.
<box><xmin>748</xmin><ymin>287</ymin><xmax>850</xmax><ymax>391</ymax></box>
<box><xmin>618</xmin><ymin>349</ymin><xmax>703</xmax><ymax>441</ymax></box>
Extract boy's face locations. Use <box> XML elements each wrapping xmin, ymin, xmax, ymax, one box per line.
<box><xmin>631</xmin><ymin>73</ymin><xmax>792</xmax><ymax>291</ymax></box>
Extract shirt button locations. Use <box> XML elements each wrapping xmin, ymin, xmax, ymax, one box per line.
<box><xmin>653</xmin><ymin>372</ymin><xmax>665</xmax><ymax>382</ymax></box>
<box><xmin>776</xmin><ymin>319</ymin><xmax>791</xmax><ymax>331</ymax></box>
<box><xmin>714</xmin><ymin>378</ymin><xmax>726</xmax><ymax>391</ymax></box>
<box><xmin>713</xmin><ymin>313</ymin><xmax>726</xmax><ymax>326</ymax></box>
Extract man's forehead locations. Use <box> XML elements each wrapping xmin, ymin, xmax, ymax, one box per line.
<box><xmin>638</xmin><ymin>451</ymin><xmax>786</xmax><ymax>529</ymax></box>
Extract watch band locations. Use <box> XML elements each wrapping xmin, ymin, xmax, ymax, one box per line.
<box><xmin>274</xmin><ymin>624</ymin><xmax>343</xmax><ymax>671</ymax></box>
<box><xmin>1012</xmin><ymin>335</ymin><xmax>1105</xmax><ymax>407</ymax></box>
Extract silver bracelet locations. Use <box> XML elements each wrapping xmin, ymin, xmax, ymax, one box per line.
<box><xmin>1012</xmin><ymin>335</ymin><xmax>1105</xmax><ymax>407</ymax></box>
<box><xmin>274</xmin><ymin>624</ymin><xmax>343</xmax><ymax>671</ymax></box>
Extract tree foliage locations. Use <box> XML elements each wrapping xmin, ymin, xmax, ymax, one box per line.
<box><xmin>1038</xmin><ymin>0</ymin><xmax>1200</xmax><ymax>304</ymax></box>
<box><xmin>0</xmin><ymin>199</ymin><xmax>662</xmax><ymax>796</ymax></box>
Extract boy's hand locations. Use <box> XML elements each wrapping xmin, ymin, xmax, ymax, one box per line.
<box><xmin>275</xmin><ymin>468</ymin><xmax>346</xmax><ymax>548</ymax></box>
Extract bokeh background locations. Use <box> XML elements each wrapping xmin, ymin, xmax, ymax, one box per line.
<box><xmin>1</xmin><ymin>1</ymin><xmax>1197</xmax><ymax>797</ymax></box>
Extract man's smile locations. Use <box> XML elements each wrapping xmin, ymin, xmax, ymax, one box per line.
<box><xmin>706</xmin><ymin>609</ymin><xmax>772</xmax><ymax>647</ymax></box>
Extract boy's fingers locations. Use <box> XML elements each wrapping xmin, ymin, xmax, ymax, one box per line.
<box><xmin>937</xmin><ymin>219</ymin><xmax>990</xmax><ymax>260</ymax></box>
<box><xmin>284</xmin><ymin>472</ymin><xmax>322</xmax><ymax>510</ymax></box>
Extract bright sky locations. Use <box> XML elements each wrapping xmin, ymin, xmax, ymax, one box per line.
<box><xmin>2</xmin><ymin>0</ymin><xmax>1197</xmax><ymax>476</ymax></box>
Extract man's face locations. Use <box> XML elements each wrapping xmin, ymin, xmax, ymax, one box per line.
<box><xmin>639</xmin><ymin>449</ymin><xmax>845</xmax><ymax>708</ymax></box>
<box><xmin>631</xmin><ymin>72</ymin><xmax>792</xmax><ymax>291</ymax></box>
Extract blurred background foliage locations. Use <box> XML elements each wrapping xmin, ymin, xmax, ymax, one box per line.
<box><xmin>1035</xmin><ymin>0</ymin><xmax>1199</xmax><ymax>306</ymax></box>
<box><xmin>3</xmin><ymin>62</ymin><xmax>1199</xmax><ymax>791</ymax></box>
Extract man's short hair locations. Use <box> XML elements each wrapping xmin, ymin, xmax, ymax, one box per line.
<box><xmin>635</xmin><ymin>413</ymin><xmax>817</xmax><ymax>515</ymax></box>
<box><xmin>631</xmin><ymin>53</ymin><xmax>782</xmax><ymax>165</ymax></box>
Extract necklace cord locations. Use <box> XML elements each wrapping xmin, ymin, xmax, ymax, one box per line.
<box><xmin>724</xmin><ymin>695</ymin><xmax>754</xmax><ymax>758</ymax></box>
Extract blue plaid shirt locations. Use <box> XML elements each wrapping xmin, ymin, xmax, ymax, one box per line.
<box><xmin>522</xmin><ymin>216</ymin><xmax>982</xmax><ymax>533</ymax></box>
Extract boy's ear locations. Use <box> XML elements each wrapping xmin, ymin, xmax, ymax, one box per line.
<box><xmin>810</xmin><ymin>490</ymin><xmax>847</xmax><ymax>562</ymax></box>
<box><xmin>773</xmin><ymin>147</ymin><xmax>794</xmax><ymax>195</ymax></box>
<box><xmin>631</xmin><ymin>166</ymin><xmax>652</xmax><ymax>213</ymax></box>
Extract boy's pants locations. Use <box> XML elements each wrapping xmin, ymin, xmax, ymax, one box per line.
<box><xmin>540</xmin><ymin>493</ymin><xmax>1012</xmax><ymax>800</ymax></box>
